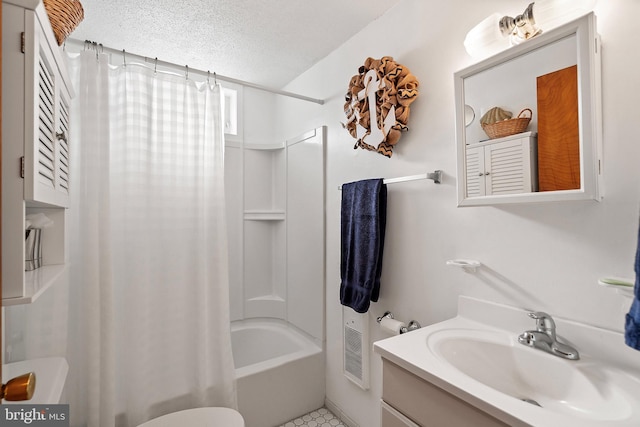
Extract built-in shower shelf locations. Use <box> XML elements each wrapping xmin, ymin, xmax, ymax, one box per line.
<box><xmin>244</xmin><ymin>142</ymin><xmax>285</xmax><ymax>151</ymax></box>
<box><xmin>244</xmin><ymin>210</ymin><xmax>285</xmax><ymax>221</ymax></box>
<box><xmin>2</xmin><ymin>265</ymin><xmax>67</xmax><ymax>306</ymax></box>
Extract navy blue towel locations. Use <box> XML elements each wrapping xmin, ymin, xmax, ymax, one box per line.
<box><xmin>340</xmin><ymin>179</ymin><xmax>387</xmax><ymax>313</ymax></box>
<box><xmin>625</xmin><ymin>220</ymin><xmax>640</xmax><ymax>350</ymax></box>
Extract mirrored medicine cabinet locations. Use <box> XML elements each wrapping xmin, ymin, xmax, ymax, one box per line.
<box><xmin>454</xmin><ymin>13</ymin><xmax>602</xmax><ymax>206</ymax></box>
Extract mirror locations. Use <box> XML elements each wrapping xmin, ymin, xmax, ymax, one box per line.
<box><xmin>464</xmin><ymin>105</ymin><xmax>475</xmax><ymax>127</ymax></box>
<box><xmin>455</xmin><ymin>13</ymin><xmax>602</xmax><ymax>206</ymax></box>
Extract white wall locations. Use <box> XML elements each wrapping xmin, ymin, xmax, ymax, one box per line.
<box><xmin>274</xmin><ymin>1</ymin><xmax>640</xmax><ymax>426</ymax></box>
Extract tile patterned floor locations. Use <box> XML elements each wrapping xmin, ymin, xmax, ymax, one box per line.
<box><xmin>278</xmin><ymin>407</ymin><xmax>346</xmax><ymax>427</ymax></box>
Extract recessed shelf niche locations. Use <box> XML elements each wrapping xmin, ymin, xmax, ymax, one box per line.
<box><xmin>242</xmin><ymin>144</ymin><xmax>287</xmax><ymax>319</ymax></box>
<box><xmin>243</xmin><ymin>144</ymin><xmax>286</xmax><ymax>215</ymax></box>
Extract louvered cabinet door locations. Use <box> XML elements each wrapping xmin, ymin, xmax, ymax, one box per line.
<box><xmin>484</xmin><ymin>138</ymin><xmax>537</xmax><ymax>195</ymax></box>
<box><xmin>465</xmin><ymin>145</ymin><xmax>485</xmax><ymax>197</ymax></box>
<box><xmin>464</xmin><ymin>133</ymin><xmax>538</xmax><ymax>198</ymax></box>
<box><xmin>23</xmin><ymin>28</ymin><xmax>70</xmax><ymax>208</ymax></box>
<box><xmin>56</xmin><ymin>89</ymin><xmax>71</xmax><ymax>197</ymax></box>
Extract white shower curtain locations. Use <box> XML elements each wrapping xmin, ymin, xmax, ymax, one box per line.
<box><xmin>66</xmin><ymin>50</ymin><xmax>236</xmax><ymax>427</ymax></box>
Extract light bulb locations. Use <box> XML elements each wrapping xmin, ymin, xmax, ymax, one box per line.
<box><xmin>532</xmin><ymin>0</ymin><xmax>597</xmax><ymax>32</ymax></box>
<box><xmin>464</xmin><ymin>13</ymin><xmax>511</xmax><ymax>59</ymax></box>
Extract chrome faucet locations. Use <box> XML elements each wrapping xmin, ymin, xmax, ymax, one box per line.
<box><xmin>518</xmin><ymin>311</ymin><xmax>580</xmax><ymax>360</ymax></box>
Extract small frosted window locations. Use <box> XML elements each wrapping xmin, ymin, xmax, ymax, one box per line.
<box><xmin>223</xmin><ymin>87</ymin><xmax>238</xmax><ymax>136</ymax></box>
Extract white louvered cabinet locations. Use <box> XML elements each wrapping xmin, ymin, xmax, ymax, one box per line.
<box><xmin>22</xmin><ymin>2</ymin><xmax>73</xmax><ymax>207</ymax></box>
<box><xmin>465</xmin><ymin>132</ymin><xmax>537</xmax><ymax>198</ymax></box>
<box><xmin>2</xmin><ymin>0</ymin><xmax>73</xmax><ymax>303</ymax></box>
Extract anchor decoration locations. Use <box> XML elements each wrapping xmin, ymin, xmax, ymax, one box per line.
<box><xmin>343</xmin><ymin>56</ymin><xmax>419</xmax><ymax>158</ymax></box>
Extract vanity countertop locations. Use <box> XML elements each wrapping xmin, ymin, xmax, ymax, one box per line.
<box><xmin>374</xmin><ymin>296</ymin><xmax>640</xmax><ymax>427</ymax></box>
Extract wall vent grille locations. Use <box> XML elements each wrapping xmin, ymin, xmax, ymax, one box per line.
<box><xmin>343</xmin><ymin>307</ymin><xmax>369</xmax><ymax>390</ymax></box>
<box><xmin>344</xmin><ymin>324</ymin><xmax>363</xmax><ymax>381</ymax></box>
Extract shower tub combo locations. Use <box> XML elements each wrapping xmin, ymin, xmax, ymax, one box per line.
<box><xmin>231</xmin><ymin>319</ymin><xmax>324</xmax><ymax>427</ymax></box>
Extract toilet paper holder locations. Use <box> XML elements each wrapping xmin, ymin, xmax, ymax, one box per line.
<box><xmin>376</xmin><ymin>311</ymin><xmax>421</xmax><ymax>334</ymax></box>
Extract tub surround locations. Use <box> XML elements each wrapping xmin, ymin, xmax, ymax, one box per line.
<box><xmin>224</xmin><ymin>120</ymin><xmax>326</xmax><ymax>426</ymax></box>
<box><xmin>374</xmin><ymin>296</ymin><xmax>640</xmax><ymax>426</ymax></box>
<box><xmin>225</xmin><ymin>126</ymin><xmax>325</xmax><ymax>341</ymax></box>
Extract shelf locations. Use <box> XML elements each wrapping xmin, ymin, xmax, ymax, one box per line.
<box><xmin>2</xmin><ymin>264</ymin><xmax>67</xmax><ymax>306</ymax></box>
<box><xmin>247</xmin><ymin>295</ymin><xmax>286</xmax><ymax>303</ymax></box>
<box><xmin>446</xmin><ymin>259</ymin><xmax>482</xmax><ymax>273</ymax></box>
<box><xmin>244</xmin><ymin>142</ymin><xmax>285</xmax><ymax>151</ymax></box>
<box><xmin>2</xmin><ymin>357</ymin><xmax>68</xmax><ymax>404</ymax></box>
<box><xmin>598</xmin><ymin>277</ymin><xmax>635</xmax><ymax>299</ymax></box>
<box><xmin>244</xmin><ymin>210</ymin><xmax>285</xmax><ymax>221</ymax></box>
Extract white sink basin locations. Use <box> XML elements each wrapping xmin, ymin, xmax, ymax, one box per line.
<box><xmin>428</xmin><ymin>328</ymin><xmax>638</xmax><ymax>421</ymax></box>
<box><xmin>373</xmin><ymin>297</ymin><xmax>640</xmax><ymax>427</ymax></box>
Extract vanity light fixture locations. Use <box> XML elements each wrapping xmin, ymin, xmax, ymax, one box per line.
<box><xmin>463</xmin><ymin>13</ymin><xmax>511</xmax><ymax>60</ymax></box>
<box><xmin>464</xmin><ymin>0</ymin><xmax>597</xmax><ymax>59</ymax></box>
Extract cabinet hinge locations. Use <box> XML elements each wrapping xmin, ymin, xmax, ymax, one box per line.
<box><xmin>20</xmin><ymin>156</ymin><xmax>25</xmax><ymax>178</ymax></box>
<box><xmin>20</xmin><ymin>32</ymin><xmax>25</xmax><ymax>54</ymax></box>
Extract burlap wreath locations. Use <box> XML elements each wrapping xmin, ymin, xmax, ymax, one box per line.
<box><xmin>343</xmin><ymin>56</ymin><xmax>419</xmax><ymax>158</ymax></box>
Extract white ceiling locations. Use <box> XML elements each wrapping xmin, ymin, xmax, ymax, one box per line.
<box><xmin>70</xmin><ymin>0</ymin><xmax>403</xmax><ymax>88</ymax></box>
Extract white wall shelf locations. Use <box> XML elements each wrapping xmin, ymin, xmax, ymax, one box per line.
<box><xmin>3</xmin><ymin>265</ymin><xmax>66</xmax><ymax>306</ymax></box>
<box><xmin>446</xmin><ymin>259</ymin><xmax>482</xmax><ymax>273</ymax></box>
<box><xmin>598</xmin><ymin>277</ymin><xmax>634</xmax><ymax>299</ymax></box>
<box><xmin>2</xmin><ymin>357</ymin><xmax>68</xmax><ymax>404</ymax></box>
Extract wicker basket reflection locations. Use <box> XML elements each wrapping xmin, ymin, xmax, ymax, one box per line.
<box><xmin>43</xmin><ymin>0</ymin><xmax>84</xmax><ymax>45</ymax></box>
<box><xmin>482</xmin><ymin>108</ymin><xmax>532</xmax><ymax>139</ymax></box>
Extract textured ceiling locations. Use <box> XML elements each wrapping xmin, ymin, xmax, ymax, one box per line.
<box><xmin>70</xmin><ymin>0</ymin><xmax>403</xmax><ymax>88</ymax></box>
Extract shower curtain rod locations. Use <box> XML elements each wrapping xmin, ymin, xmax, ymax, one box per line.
<box><xmin>65</xmin><ymin>38</ymin><xmax>325</xmax><ymax>105</ymax></box>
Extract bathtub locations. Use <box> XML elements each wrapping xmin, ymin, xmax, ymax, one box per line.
<box><xmin>231</xmin><ymin>319</ymin><xmax>324</xmax><ymax>427</ymax></box>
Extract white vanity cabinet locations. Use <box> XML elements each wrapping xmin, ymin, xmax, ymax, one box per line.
<box><xmin>2</xmin><ymin>0</ymin><xmax>73</xmax><ymax>303</ymax></box>
<box><xmin>381</xmin><ymin>359</ymin><xmax>508</xmax><ymax>427</ymax></box>
<box><xmin>465</xmin><ymin>132</ymin><xmax>537</xmax><ymax>198</ymax></box>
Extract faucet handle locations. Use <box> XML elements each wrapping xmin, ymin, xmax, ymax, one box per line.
<box><xmin>527</xmin><ymin>312</ymin><xmax>556</xmax><ymax>337</ymax></box>
<box><xmin>528</xmin><ymin>311</ymin><xmax>551</xmax><ymax>320</ymax></box>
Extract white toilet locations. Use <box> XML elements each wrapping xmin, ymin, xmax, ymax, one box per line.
<box><xmin>137</xmin><ymin>407</ymin><xmax>244</xmax><ymax>427</ymax></box>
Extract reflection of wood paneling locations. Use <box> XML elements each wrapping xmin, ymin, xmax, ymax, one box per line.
<box><xmin>1</xmin><ymin>0</ymin><xmax>3</xmax><ymax>373</ymax></box>
<box><xmin>536</xmin><ymin>65</ymin><xmax>580</xmax><ymax>191</ymax></box>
